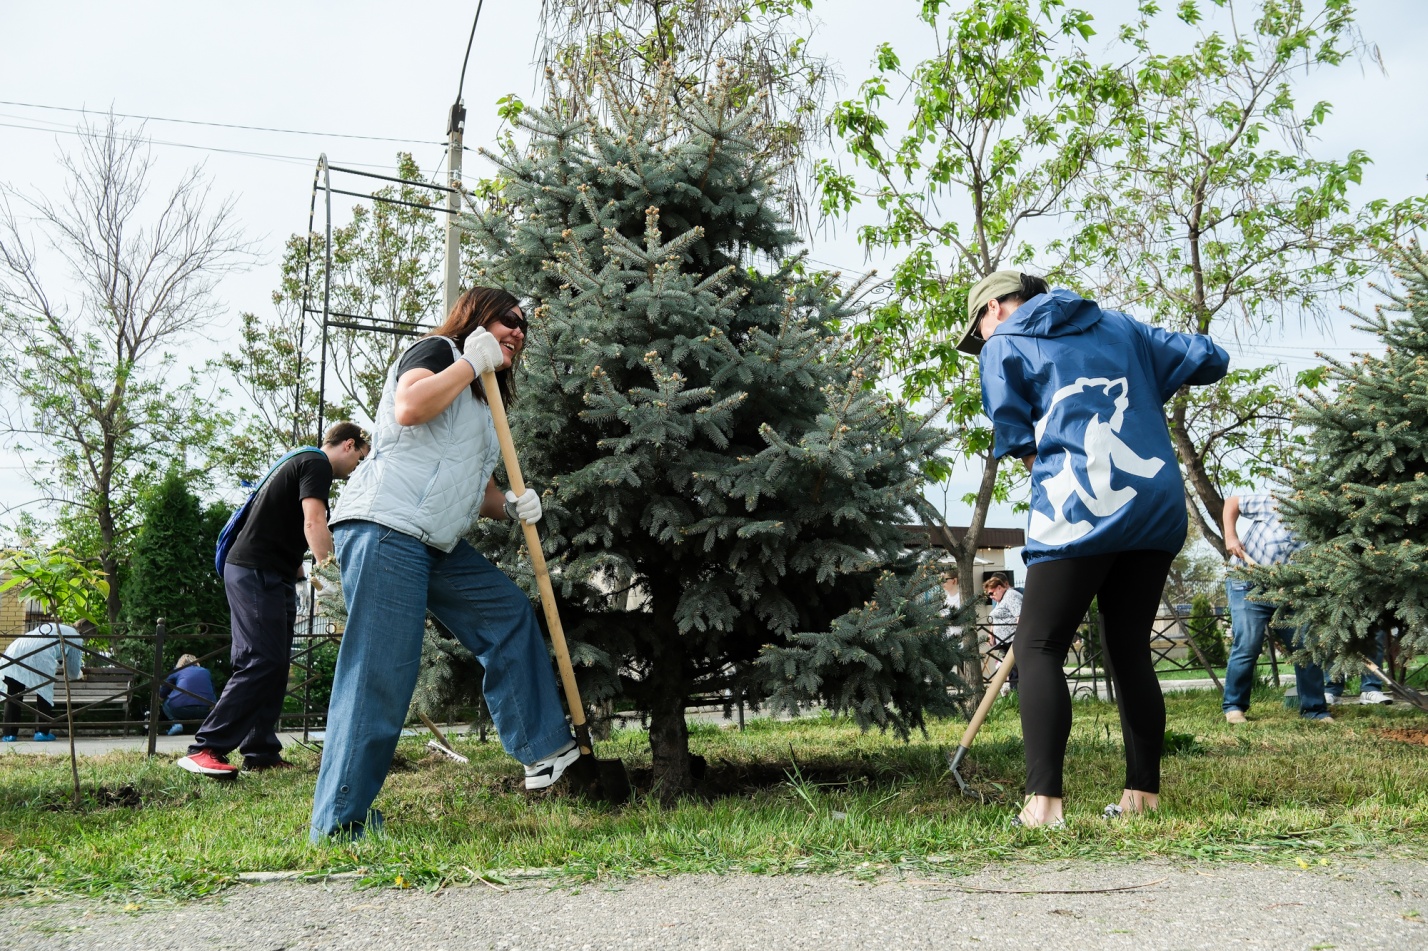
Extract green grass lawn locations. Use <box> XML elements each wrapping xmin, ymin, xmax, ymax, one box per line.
<box><xmin>1</xmin><ymin>687</ymin><xmax>1424</xmax><ymax>901</ymax></box>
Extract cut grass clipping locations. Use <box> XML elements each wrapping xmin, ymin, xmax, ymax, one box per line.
<box><xmin>0</xmin><ymin>687</ymin><xmax>1424</xmax><ymax>901</ymax></box>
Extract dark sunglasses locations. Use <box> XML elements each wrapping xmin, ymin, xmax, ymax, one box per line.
<box><xmin>493</xmin><ymin>311</ymin><xmax>528</xmax><ymax>334</ymax></box>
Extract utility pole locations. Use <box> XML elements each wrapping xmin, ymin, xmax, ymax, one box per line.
<box><xmin>443</xmin><ymin>99</ymin><xmax>466</xmax><ymax>316</ymax></box>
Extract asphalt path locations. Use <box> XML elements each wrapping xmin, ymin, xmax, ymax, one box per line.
<box><xmin>6</xmin><ymin>858</ymin><xmax>1426</xmax><ymax>950</ymax></box>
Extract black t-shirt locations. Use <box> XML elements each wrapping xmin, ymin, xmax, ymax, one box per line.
<box><xmin>398</xmin><ymin>337</ymin><xmax>457</xmax><ymax>378</ymax></box>
<box><xmin>226</xmin><ymin>451</ymin><xmax>334</xmax><ymax>578</ymax></box>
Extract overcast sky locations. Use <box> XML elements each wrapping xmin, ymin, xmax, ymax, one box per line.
<box><xmin>2</xmin><ymin>1</ymin><xmax>1425</xmax><ymax>561</ymax></box>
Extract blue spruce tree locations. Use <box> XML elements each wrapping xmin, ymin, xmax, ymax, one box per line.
<box><xmin>462</xmin><ymin>68</ymin><xmax>968</xmax><ymax>792</ymax></box>
<box><xmin>1258</xmin><ymin>241</ymin><xmax>1428</xmax><ymax>707</ymax></box>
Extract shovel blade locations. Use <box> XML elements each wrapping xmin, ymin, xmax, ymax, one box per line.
<box><xmin>556</xmin><ymin>752</ymin><xmax>632</xmax><ymax>805</ymax></box>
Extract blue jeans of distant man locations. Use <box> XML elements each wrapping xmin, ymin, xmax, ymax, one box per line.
<box><xmin>309</xmin><ymin>521</ymin><xmax>574</xmax><ymax>841</ymax></box>
<box><xmin>1326</xmin><ymin>627</ymin><xmax>1388</xmax><ymax>697</ymax></box>
<box><xmin>1223</xmin><ymin>578</ymin><xmax>1329</xmax><ymax>719</ymax></box>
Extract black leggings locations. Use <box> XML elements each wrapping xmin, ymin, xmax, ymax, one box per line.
<box><xmin>1014</xmin><ymin>549</ymin><xmax>1174</xmax><ymax>798</ymax></box>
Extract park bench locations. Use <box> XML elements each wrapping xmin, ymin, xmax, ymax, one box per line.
<box><xmin>50</xmin><ymin>666</ymin><xmax>140</xmax><ymax>722</ymax></box>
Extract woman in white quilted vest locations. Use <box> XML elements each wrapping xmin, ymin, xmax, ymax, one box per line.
<box><xmin>310</xmin><ymin>286</ymin><xmax>578</xmax><ymax>841</ymax></box>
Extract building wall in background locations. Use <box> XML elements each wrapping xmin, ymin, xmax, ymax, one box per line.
<box><xmin>0</xmin><ymin>574</ymin><xmax>38</xmax><ymax>651</ymax></box>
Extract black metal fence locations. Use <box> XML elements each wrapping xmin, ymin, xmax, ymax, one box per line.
<box><xmin>0</xmin><ymin>614</ymin><xmax>341</xmax><ymax>753</ymax></box>
<box><xmin>5</xmin><ymin>610</ymin><xmax>1422</xmax><ymax>748</ymax></box>
<box><xmin>975</xmin><ymin>612</ymin><xmax>1234</xmax><ymax>701</ymax></box>
<box><xmin>975</xmin><ymin>611</ymin><xmax>1425</xmax><ymax>699</ymax></box>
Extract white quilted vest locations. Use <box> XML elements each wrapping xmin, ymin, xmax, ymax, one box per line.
<box><xmin>331</xmin><ymin>337</ymin><xmax>501</xmax><ymax>552</ymax></box>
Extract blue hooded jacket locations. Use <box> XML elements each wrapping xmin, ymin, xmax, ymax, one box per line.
<box><xmin>980</xmin><ymin>289</ymin><xmax>1228</xmax><ymax>565</ymax></box>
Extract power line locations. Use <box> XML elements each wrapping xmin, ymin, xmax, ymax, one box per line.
<box><xmin>0</xmin><ymin>99</ymin><xmax>443</xmax><ymax>146</ymax></box>
<box><xmin>0</xmin><ymin>120</ymin><xmax>405</xmax><ymax>171</ymax></box>
<box><xmin>455</xmin><ymin>0</ymin><xmax>487</xmax><ymax>106</ymax></box>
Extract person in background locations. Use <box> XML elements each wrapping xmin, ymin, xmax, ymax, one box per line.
<box><xmin>957</xmin><ymin>269</ymin><xmax>1228</xmax><ymax>828</ymax></box>
<box><xmin>177</xmin><ymin>422</ymin><xmax>369</xmax><ymax>778</ymax></box>
<box><xmin>1221</xmin><ymin>493</ymin><xmax>1334</xmax><ymax>724</ymax></box>
<box><xmin>160</xmin><ymin>653</ymin><xmax>217</xmax><ymax>736</ymax></box>
<box><xmin>1</xmin><ymin>618</ymin><xmax>85</xmax><ymax>742</ymax></box>
<box><xmin>982</xmin><ymin>571</ymin><xmax>1021</xmax><ymax>693</ymax></box>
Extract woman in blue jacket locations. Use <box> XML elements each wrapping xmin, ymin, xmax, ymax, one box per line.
<box><xmin>956</xmin><ymin>270</ymin><xmax>1228</xmax><ymax>827</ymax></box>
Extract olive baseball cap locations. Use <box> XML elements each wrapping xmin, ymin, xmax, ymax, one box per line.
<box><xmin>955</xmin><ymin>270</ymin><xmax>1025</xmax><ymax>356</ymax></box>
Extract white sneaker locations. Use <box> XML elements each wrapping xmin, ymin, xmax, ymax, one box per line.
<box><xmin>1359</xmin><ymin>690</ymin><xmax>1393</xmax><ymax>705</ymax></box>
<box><xmin>524</xmin><ymin>741</ymin><xmax>580</xmax><ymax>790</ymax></box>
<box><xmin>1324</xmin><ymin>693</ymin><xmax>1342</xmax><ymax>706</ymax></box>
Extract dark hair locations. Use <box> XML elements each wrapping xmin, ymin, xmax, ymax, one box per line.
<box><xmin>322</xmin><ymin>421</ymin><xmax>370</xmax><ymax>450</ymax></box>
<box><xmin>427</xmin><ymin>286</ymin><xmax>523</xmax><ymax>406</ymax></box>
<box><xmin>975</xmin><ymin>273</ymin><xmax>1050</xmax><ymax>322</ymax></box>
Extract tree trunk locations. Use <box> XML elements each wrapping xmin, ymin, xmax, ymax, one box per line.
<box><xmin>98</xmin><ymin>501</ymin><xmax>121</xmax><ymax>627</ymax></box>
<box><xmin>647</xmin><ymin>679</ymin><xmax>693</xmax><ymax>798</ymax></box>
<box><xmin>936</xmin><ymin>449</ymin><xmax>1001</xmax><ymax>703</ymax></box>
<box><xmin>645</xmin><ymin>583</ymin><xmax>694</xmax><ymax>797</ymax></box>
<box><xmin>955</xmin><ymin>546</ymin><xmax>983</xmax><ymax>700</ymax></box>
<box><xmin>1168</xmin><ymin>389</ymin><xmax>1226</xmax><ymax>557</ymax></box>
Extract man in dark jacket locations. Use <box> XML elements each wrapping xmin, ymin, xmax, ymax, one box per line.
<box><xmin>178</xmin><ymin>423</ymin><xmax>368</xmax><ymax>776</ymax></box>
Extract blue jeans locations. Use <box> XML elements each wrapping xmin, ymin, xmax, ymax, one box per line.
<box><xmin>1326</xmin><ymin>628</ymin><xmax>1386</xmax><ymax>695</ymax></box>
<box><xmin>1223</xmin><ymin>578</ymin><xmax>1329</xmax><ymax>718</ymax></box>
<box><xmin>309</xmin><ymin>521</ymin><xmax>573</xmax><ymax>841</ymax></box>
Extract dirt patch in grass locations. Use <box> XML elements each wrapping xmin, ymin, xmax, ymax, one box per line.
<box><xmin>1373</xmin><ymin>727</ymin><xmax>1428</xmax><ymax>747</ymax></box>
<box><xmin>619</xmin><ymin>755</ymin><xmax>912</xmax><ymax>799</ymax></box>
<box><xmin>38</xmin><ymin>784</ymin><xmax>145</xmax><ymax>811</ymax></box>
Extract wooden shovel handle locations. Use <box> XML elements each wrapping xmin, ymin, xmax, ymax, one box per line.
<box><xmin>958</xmin><ymin>646</ymin><xmax>1015</xmax><ymax>750</ymax></box>
<box><xmin>480</xmin><ymin>370</ymin><xmax>592</xmax><ymax>753</ymax></box>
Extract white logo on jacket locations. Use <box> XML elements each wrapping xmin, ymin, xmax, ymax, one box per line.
<box><xmin>1028</xmin><ymin>376</ymin><xmax>1165</xmax><ymax>546</ymax></box>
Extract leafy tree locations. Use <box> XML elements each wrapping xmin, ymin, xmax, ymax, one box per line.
<box><xmin>815</xmin><ymin>0</ymin><xmax>1117</xmax><ymax>685</ymax></box>
<box><xmin>1163</xmin><ymin>523</ymin><xmax>1228</xmax><ymax>608</ymax></box>
<box><xmin>0</xmin><ymin>547</ymin><xmax>108</xmax><ymax>630</ymax></box>
<box><xmin>118</xmin><ymin>470</ymin><xmax>230</xmax><ymax>680</ymax></box>
<box><xmin>1060</xmin><ymin>0</ymin><xmax>1401</xmax><ymax>552</ymax></box>
<box><xmin>0</xmin><ymin>116</ymin><xmax>251</xmax><ymax>623</ymax></box>
<box><xmin>461</xmin><ymin>67</ymin><xmax>963</xmax><ymax>792</ymax></box>
<box><xmin>535</xmin><ymin>0</ymin><xmax>832</xmax><ymax>230</ymax></box>
<box><xmin>0</xmin><ymin>545</ymin><xmax>108</xmax><ymax>805</ymax></box>
<box><xmin>1257</xmin><ymin>241</ymin><xmax>1428</xmax><ymax>706</ymax></box>
<box><xmin>219</xmin><ymin>153</ymin><xmax>440</xmax><ymax>480</ymax></box>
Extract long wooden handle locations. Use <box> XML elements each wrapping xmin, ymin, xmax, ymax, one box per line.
<box><xmin>958</xmin><ymin>646</ymin><xmax>1015</xmax><ymax>750</ymax></box>
<box><xmin>417</xmin><ymin>710</ymin><xmax>453</xmax><ymax>751</ymax></box>
<box><xmin>480</xmin><ymin>370</ymin><xmax>592</xmax><ymax>753</ymax></box>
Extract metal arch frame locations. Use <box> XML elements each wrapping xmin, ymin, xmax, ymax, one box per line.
<box><xmin>301</xmin><ymin>154</ymin><xmax>462</xmax><ymax>442</ymax></box>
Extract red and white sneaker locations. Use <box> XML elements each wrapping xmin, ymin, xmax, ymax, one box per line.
<box><xmin>177</xmin><ymin>750</ymin><xmax>239</xmax><ymax>777</ymax></box>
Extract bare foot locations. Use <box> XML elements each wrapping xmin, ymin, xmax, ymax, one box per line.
<box><xmin>1016</xmin><ymin>794</ymin><xmax>1065</xmax><ymax>827</ymax></box>
<box><xmin>1118</xmin><ymin>789</ymin><xmax>1159</xmax><ymax>814</ymax></box>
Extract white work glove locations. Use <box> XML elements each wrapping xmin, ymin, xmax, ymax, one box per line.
<box><xmin>460</xmin><ymin>326</ymin><xmax>504</xmax><ymax>377</ymax></box>
<box><xmin>504</xmin><ymin>488</ymin><xmax>543</xmax><ymax>524</ymax></box>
